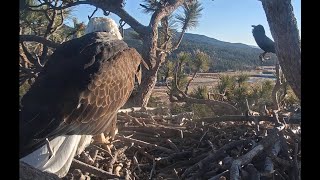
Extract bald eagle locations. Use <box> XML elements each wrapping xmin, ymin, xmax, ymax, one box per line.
<box><xmin>252</xmin><ymin>24</ymin><xmax>275</xmax><ymax>61</ymax></box>
<box><xmin>20</xmin><ymin>17</ymin><xmax>146</xmax><ymax>177</ymax></box>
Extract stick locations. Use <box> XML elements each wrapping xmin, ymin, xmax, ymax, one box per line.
<box><xmin>208</xmin><ymin>170</ymin><xmax>229</xmax><ymax>180</ymax></box>
<box><xmin>149</xmin><ymin>159</ymin><xmax>156</xmax><ymax>180</ymax></box>
<box><xmin>229</xmin><ymin>129</ymin><xmax>279</xmax><ymax>180</ymax></box>
<box><xmin>106</xmin><ymin>146</ymin><xmax>128</xmax><ymax>173</ymax></box>
<box><xmin>197</xmin><ymin>129</ymin><xmax>209</xmax><ymax>148</ymax></box>
<box><xmin>157</xmin><ymin>151</ymin><xmax>193</xmax><ymax>165</ymax></box>
<box><xmin>89</xmin><ymin>144</ymin><xmax>113</xmax><ymax>158</ymax></box>
<box><xmin>181</xmin><ymin>139</ymin><xmax>251</xmax><ymax>179</ymax></box>
<box><xmin>71</xmin><ymin>159</ymin><xmax>121</xmax><ymax>179</ymax></box>
<box><xmin>166</xmin><ymin>139</ymin><xmax>180</xmax><ymax>152</ymax></box>
<box><xmin>199</xmin><ymin>115</ymin><xmax>300</xmax><ymax>124</ymax></box>
<box><xmin>293</xmin><ymin>142</ymin><xmax>300</xmax><ymax>180</ymax></box>
<box><xmin>116</xmin><ymin>135</ymin><xmax>174</xmax><ymax>153</ymax></box>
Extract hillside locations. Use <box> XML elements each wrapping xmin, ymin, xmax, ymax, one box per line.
<box><xmin>123</xmin><ymin>28</ymin><xmax>277</xmax><ymax>72</ymax></box>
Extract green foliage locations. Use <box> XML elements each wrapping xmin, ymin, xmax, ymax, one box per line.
<box><xmin>158</xmin><ymin>60</ymin><xmax>175</xmax><ymax>82</ymax></box>
<box><xmin>170</xmin><ymin>103</ymin><xmax>192</xmax><ymax>115</ymax></box>
<box><xmin>191</xmin><ymin>104</ymin><xmax>214</xmax><ymax>119</ymax></box>
<box><xmin>236</xmin><ymin>74</ymin><xmax>250</xmax><ymax>87</ymax></box>
<box><xmin>281</xmin><ymin>86</ymin><xmax>299</xmax><ymax>107</ymax></box>
<box><xmin>175</xmin><ymin>0</ymin><xmax>203</xmax><ymax>30</ymax></box>
<box><xmin>190</xmin><ymin>86</ymin><xmax>209</xmax><ymax>99</ymax></box>
<box><xmin>190</xmin><ymin>50</ymin><xmax>210</xmax><ymax>73</ymax></box>
<box><xmin>175</xmin><ymin>52</ymin><xmax>192</xmax><ymax>88</ymax></box>
<box><xmin>140</xmin><ymin>0</ymin><xmax>160</xmax><ymax>14</ymax></box>
<box><xmin>215</xmin><ymin>74</ymin><xmax>277</xmax><ymax>112</ymax></box>
<box><xmin>217</xmin><ymin>75</ymin><xmax>236</xmax><ymax>94</ymax></box>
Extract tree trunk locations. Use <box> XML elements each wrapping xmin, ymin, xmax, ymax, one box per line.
<box><xmin>185</xmin><ymin>71</ymin><xmax>197</xmax><ymax>94</ymax></box>
<box><xmin>131</xmin><ymin>67</ymin><xmax>159</xmax><ymax>107</ymax></box>
<box><xmin>260</xmin><ymin>0</ymin><xmax>301</xmax><ymax>100</ymax></box>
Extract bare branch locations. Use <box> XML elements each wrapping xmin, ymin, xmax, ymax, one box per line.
<box><xmin>20</xmin><ymin>42</ymin><xmax>37</xmax><ymax>65</ymax></box>
<box><xmin>272</xmin><ymin>62</ymin><xmax>281</xmax><ymax>110</ymax></box>
<box><xmin>88</xmin><ymin>7</ymin><xmax>98</xmax><ymax>20</ymax></box>
<box><xmin>20</xmin><ymin>35</ymin><xmax>60</xmax><ymax>48</ymax></box>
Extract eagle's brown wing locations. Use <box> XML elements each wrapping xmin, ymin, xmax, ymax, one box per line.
<box><xmin>20</xmin><ymin>32</ymin><xmax>142</xmax><ymax>158</ymax></box>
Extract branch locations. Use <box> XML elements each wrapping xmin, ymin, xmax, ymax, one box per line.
<box><xmin>184</xmin><ymin>70</ymin><xmax>197</xmax><ymax>94</ymax></box>
<box><xmin>171</xmin><ymin>29</ymin><xmax>186</xmax><ymax>51</ymax></box>
<box><xmin>20</xmin><ymin>42</ymin><xmax>37</xmax><ymax>65</ymax></box>
<box><xmin>20</xmin><ymin>35</ymin><xmax>60</xmax><ymax>48</ymax></box>
<box><xmin>110</xmin><ymin>7</ymin><xmax>147</xmax><ymax>35</ymax></box>
<box><xmin>198</xmin><ymin>115</ymin><xmax>301</xmax><ymax>124</ymax></box>
<box><xmin>71</xmin><ymin>159</ymin><xmax>121</xmax><ymax>179</ymax></box>
<box><xmin>229</xmin><ymin>129</ymin><xmax>280</xmax><ymax>180</ymax></box>
<box><xmin>181</xmin><ymin>139</ymin><xmax>251</xmax><ymax>179</ymax></box>
<box><xmin>88</xmin><ymin>7</ymin><xmax>98</xmax><ymax>20</ymax></box>
<box><xmin>29</xmin><ymin>0</ymin><xmax>91</xmax><ymax>11</ymax></box>
<box><xmin>116</xmin><ymin>135</ymin><xmax>175</xmax><ymax>154</ymax></box>
<box><xmin>272</xmin><ymin>62</ymin><xmax>281</xmax><ymax>110</ymax></box>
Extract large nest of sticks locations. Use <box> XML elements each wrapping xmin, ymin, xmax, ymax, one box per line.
<box><xmin>61</xmin><ymin>107</ymin><xmax>300</xmax><ymax>180</ymax></box>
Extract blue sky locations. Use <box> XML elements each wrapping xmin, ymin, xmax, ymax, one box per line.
<box><xmin>66</xmin><ymin>0</ymin><xmax>301</xmax><ymax>46</ymax></box>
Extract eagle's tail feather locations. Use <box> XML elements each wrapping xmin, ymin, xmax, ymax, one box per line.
<box><xmin>20</xmin><ymin>135</ymin><xmax>92</xmax><ymax>178</ymax></box>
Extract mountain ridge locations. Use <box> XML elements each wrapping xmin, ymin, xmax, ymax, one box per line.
<box><xmin>123</xmin><ymin>28</ymin><xmax>276</xmax><ymax>72</ymax></box>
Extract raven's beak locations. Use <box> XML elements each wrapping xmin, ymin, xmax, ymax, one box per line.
<box><xmin>251</xmin><ymin>25</ymin><xmax>256</xmax><ymax>28</ymax></box>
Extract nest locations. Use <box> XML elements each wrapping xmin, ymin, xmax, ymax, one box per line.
<box><xmin>63</xmin><ymin>107</ymin><xmax>301</xmax><ymax>180</ymax></box>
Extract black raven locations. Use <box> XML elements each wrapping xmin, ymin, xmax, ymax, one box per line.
<box><xmin>252</xmin><ymin>24</ymin><xmax>275</xmax><ymax>61</ymax></box>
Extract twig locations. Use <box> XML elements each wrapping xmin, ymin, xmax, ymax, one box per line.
<box><xmin>90</xmin><ymin>149</ymin><xmax>99</xmax><ymax>162</ymax></box>
<box><xmin>133</xmin><ymin>155</ymin><xmax>142</xmax><ymax>172</ymax></box>
<box><xmin>159</xmin><ymin>152</ymin><xmax>209</xmax><ymax>173</ymax></box>
<box><xmin>166</xmin><ymin>139</ymin><xmax>180</xmax><ymax>152</ymax></box>
<box><xmin>208</xmin><ymin>170</ymin><xmax>229</xmax><ymax>180</ymax></box>
<box><xmin>246</xmin><ymin>164</ymin><xmax>261</xmax><ymax>180</ymax></box>
<box><xmin>116</xmin><ymin>135</ymin><xmax>174</xmax><ymax>153</ymax></box>
<box><xmin>114</xmin><ymin>163</ymin><xmax>123</xmax><ymax>176</ymax></box>
<box><xmin>197</xmin><ymin>129</ymin><xmax>209</xmax><ymax>148</ymax></box>
<box><xmin>71</xmin><ymin>159</ymin><xmax>121</xmax><ymax>179</ymax></box>
<box><xmin>272</xmin><ymin>62</ymin><xmax>282</xmax><ymax>110</ymax></box>
<box><xmin>106</xmin><ymin>146</ymin><xmax>128</xmax><ymax>173</ymax></box>
<box><xmin>89</xmin><ymin>144</ymin><xmax>113</xmax><ymax>158</ymax></box>
<box><xmin>199</xmin><ymin>115</ymin><xmax>300</xmax><ymax>124</ymax></box>
<box><xmin>149</xmin><ymin>159</ymin><xmax>156</xmax><ymax>180</ymax></box>
<box><xmin>88</xmin><ymin>7</ymin><xmax>99</xmax><ymax>20</ymax></box>
<box><xmin>137</xmin><ymin>147</ymin><xmax>155</xmax><ymax>161</ymax></box>
<box><xmin>157</xmin><ymin>151</ymin><xmax>193</xmax><ymax>165</ymax></box>
<box><xmin>181</xmin><ymin>139</ymin><xmax>251</xmax><ymax>179</ymax></box>
<box><xmin>229</xmin><ymin>129</ymin><xmax>279</xmax><ymax>180</ymax></box>
<box><xmin>264</xmin><ymin>140</ymin><xmax>281</xmax><ymax>175</ymax></box>
<box><xmin>293</xmin><ymin>142</ymin><xmax>300</xmax><ymax>180</ymax></box>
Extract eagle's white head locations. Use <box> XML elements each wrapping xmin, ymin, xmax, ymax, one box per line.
<box><xmin>85</xmin><ymin>17</ymin><xmax>123</xmax><ymax>40</ymax></box>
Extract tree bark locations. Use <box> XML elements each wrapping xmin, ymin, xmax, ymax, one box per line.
<box><xmin>131</xmin><ymin>66</ymin><xmax>159</xmax><ymax>107</ymax></box>
<box><xmin>20</xmin><ymin>35</ymin><xmax>60</xmax><ymax>48</ymax></box>
<box><xmin>260</xmin><ymin>0</ymin><xmax>301</xmax><ymax>100</ymax></box>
